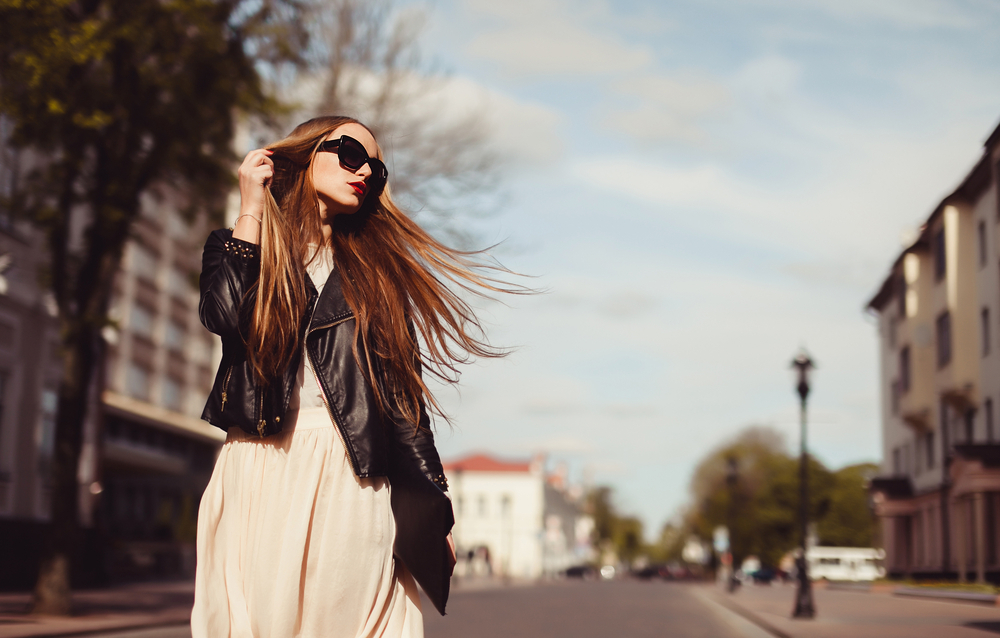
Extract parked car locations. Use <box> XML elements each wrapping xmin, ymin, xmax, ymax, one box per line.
<box><xmin>564</xmin><ymin>564</ymin><xmax>596</xmax><ymax>579</ymax></box>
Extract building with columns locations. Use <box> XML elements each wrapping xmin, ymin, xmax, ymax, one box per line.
<box><xmin>868</xmin><ymin>119</ymin><xmax>1000</xmax><ymax>583</ymax></box>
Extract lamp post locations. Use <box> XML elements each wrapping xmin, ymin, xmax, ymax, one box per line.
<box><xmin>792</xmin><ymin>350</ymin><xmax>816</xmax><ymax>619</ymax></box>
<box><xmin>726</xmin><ymin>455</ymin><xmax>739</xmax><ymax>593</ymax></box>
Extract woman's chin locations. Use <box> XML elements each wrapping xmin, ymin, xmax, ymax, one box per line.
<box><xmin>323</xmin><ymin>204</ymin><xmax>362</xmax><ymax>221</ymax></box>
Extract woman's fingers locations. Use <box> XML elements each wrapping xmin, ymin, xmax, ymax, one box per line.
<box><xmin>446</xmin><ymin>533</ymin><xmax>457</xmax><ymax>570</ymax></box>
<box><xmin>236</xmin><ymin>149</ymin><xmax>275</xmax><ymax>226</ymax></box>
<box><xmin>239</xmin><ymin>149</ymin><xmax>274</xmax><ymax>185</ymax></box>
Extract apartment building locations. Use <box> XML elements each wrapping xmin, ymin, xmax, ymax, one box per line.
<box><xmin>0</xmin><ymin>155</ymin><xmax>226</xmax><ymax>584</ymax></box>
<box><xmin>445</xmin><ymin>453</ymin><xmax>594</xmax><ymax>579</ymax></box>
<box><xmin>868</xmin><ymin>119</ymin><xmax>1000</xmax><ymax>583</ymax></box>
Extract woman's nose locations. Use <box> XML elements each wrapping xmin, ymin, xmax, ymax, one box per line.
<box><xmin>357</xmin><ymin>163</ymin><xmax>373</xmax><ymax>179</ymax></box>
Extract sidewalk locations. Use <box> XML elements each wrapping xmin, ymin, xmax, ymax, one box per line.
<box><xmin>702</xmin><ymin>581</ymin><xmax>1000</xmax><ymax>638</ymax></box>
<box><xmin>0</xmin><ymin>581</ymin><xmax>192</xmax><ymax>638</ymax></box>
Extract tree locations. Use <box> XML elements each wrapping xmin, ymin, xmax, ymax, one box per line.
<box><xmin>0</xmin><ymin>0</ymin><xmax>305</xmax><ymax>614</ymax></box>
<box><xmin>817</xmin><ymin>463</ymin><xmax>880</xmax><ymax>547</ymax></box>
<box><xmin>682</xmin><ymin>426</ymin><xmax>872</xmax><ymax>569</ymax></box>
<box><xmin>301</xmin><ymin>0</ymin><xmax>503</xmax><ymax>245</ymax></box>
<box><xmin>586</xmin><ymin>485</ymin><xmax>647</xmax><ymax>564</ymax></box>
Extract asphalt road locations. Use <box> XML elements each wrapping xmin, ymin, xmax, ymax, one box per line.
<box><xmin>426</xmin><ymin>580</ymin><xmax>769</xmax><ymax>638</ymax></box>
<box><xmin>88</xmin><ymin>581</ymin><xmax>769</xmax><ymax>638</ymax></box>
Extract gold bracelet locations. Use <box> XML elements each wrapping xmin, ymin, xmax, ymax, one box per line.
<box><xmin>235</xmin><ymin>214</ymin><xmax>262</xmax><ymax>225</ymax></box>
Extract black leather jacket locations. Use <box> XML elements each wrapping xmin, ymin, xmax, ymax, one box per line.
<box><xmin>198</xmin><ymin>228</ymin><xmax>454</xmax><ymax>614</ymax></box>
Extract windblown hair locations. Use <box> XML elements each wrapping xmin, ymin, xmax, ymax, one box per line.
<box><xmin>247</xmin><ymin>115</ymin><xmax>520</xmax><ymax>428</ymax></box>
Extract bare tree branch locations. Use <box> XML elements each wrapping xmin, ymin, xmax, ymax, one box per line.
<box><xmin>303</xmin><ymin>0</ymin><xmax>505</xmax><ymax>246</ymax></box>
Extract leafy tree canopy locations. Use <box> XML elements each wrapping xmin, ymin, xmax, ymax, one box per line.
<box><xmin>681</xmin><ymin>426</ymin><xmax>878</xmax><ymax>569</ymax></box>
<box><xmin>0</xmin><ymin>0</ymin><xmax>306</xmax><ymax>614</ymax></box>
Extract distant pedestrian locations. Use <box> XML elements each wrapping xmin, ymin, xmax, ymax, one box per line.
<box><xmin>191</xmin><ymin>116</ymin><xmax>517</xmax><ymax>638</ymax></box>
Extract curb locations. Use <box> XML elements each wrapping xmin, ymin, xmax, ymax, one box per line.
<box><xmin>700</xmin><ymin>592</ymin><xmax>791</xmax><ymax>638</ymax></box>
<box><xmin>0</xmin><ymin>619</ymin><xmax>190</xmax><ymax>638</ymax></box>
<box><xmin>894</xmin><ymin>587</ymin><xmax>1000</xmax><ymax>605</ymax></box>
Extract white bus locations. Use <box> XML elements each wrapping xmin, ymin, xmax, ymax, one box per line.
<box><xmin>807</xmin><ymin>546</ymin><xmax>885</xmax><ymax>582</ymax></box>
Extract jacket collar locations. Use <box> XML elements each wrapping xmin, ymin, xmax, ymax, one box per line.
<box><xmin>307</xmin><ymin>267</ymin><xmax>354</xmax><ymax>330</ymax></box>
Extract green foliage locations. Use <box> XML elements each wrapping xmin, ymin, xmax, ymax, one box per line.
<box><xmin>682</xmin><ymin>426</ymin><xmax>878</xmax><ymax>569</ymax></box>
<box><xmin>817</xmin><ymin>462</ymin><xmax>880</xmax><ymax>547</ymax></box>
<box><xmin>586</xmin><ymin>486</ymin><xmax>646</xmax><ymax>563</ymax></box>
<box><xmin>0</xmin><ymin>0</ymin><xmax>306</xmax><ymax>609</ymax></box>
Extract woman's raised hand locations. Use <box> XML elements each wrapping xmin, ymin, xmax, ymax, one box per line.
<box><xmin>233</xmin><ymin>148</ymin><xmax>273</xmax><ymax>244</ymax></box>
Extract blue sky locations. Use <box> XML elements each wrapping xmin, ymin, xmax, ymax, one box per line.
<box><xmin>398</xmin><ymin>0</ymin><xmax>1000</xmax><ymax>534</ymax></box>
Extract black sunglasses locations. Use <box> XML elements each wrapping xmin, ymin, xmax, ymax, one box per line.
<box><xmin>317</xmin><ymin>135</ymin><xmax>388</xmax><ymax>197</ymax></box>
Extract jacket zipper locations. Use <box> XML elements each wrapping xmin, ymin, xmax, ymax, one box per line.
<box><xmin>305</xmin><ymin>314</ymin><xmax>361</xmax><ymax>473</ymax></box>
<box><xmin>257</xmin><ymin>391</ymin><xmax>266</xmax><ymax>437</ymax></box>
<box><xmin>220</xmin><ymin>364</ymin><xmax>234</xmax><ymax>411</ymax></box>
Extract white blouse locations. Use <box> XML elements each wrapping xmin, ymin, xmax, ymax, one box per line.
<box><xmin>288</xmin><ymin>244</ymin><xmax>336</xmax><ymax>411</ymax></box>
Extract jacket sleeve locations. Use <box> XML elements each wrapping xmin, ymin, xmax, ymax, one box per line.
<box><xmin>392</xmin><ymin>396</ymin><xmax>448</xmax><ymax>492</ymax></box>
<box><xmin>198</xmin><ymin>229</ymin><xmax>261</xmax><ymax>340</ymax></box>
<box><xmin>386</xmin><ymin>331</ymin><xmax>448</xmax><ymax>492</ymax></box>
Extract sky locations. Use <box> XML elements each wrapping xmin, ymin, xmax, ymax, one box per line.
<box><xmin>391</xmin><ymin>0</ymin><xmax>1000</xmax><ymax>535</ymax></box>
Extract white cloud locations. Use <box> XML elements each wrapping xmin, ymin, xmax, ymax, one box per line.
<box><xmin>458</xmin><ymin>0</ymin><xmax>654</xmax><ymax>77</ymax></box>
<box><xmin>604</xmin><ymin>75</ymin><xmax>730</xmax><ymax>143</ymax></box>
<box><xmin>728</xmin><ymin>0</ymin><xmax>981</xmax><ymax>29</ymax></box>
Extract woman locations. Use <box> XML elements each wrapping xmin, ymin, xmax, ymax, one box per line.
<box><xmin>191</xmin><ymin>116</ymin><xmax>512</xmax><ymax>638</ymax></box>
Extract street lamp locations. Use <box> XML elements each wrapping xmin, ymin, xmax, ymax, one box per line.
<box><xmin>726</xmin><ymin>455</ymin><xmax>739</xmax><ymax>593</ymax></box>
<box><xmin>791</xmin><ymin>350</ymin><xmax>816</xmax><ymax>619</ymax></box>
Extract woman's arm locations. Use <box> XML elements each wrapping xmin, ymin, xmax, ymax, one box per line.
<box><xmin>197</xmin><ymin>148</ymin><xmax>273</xmax><ymax>338</ymax></box>
<box><xmin>198</xmin><ymin>229</ymin><xmax>260</xmax><ymax>339</ymax></box>
<box><xmin>231</xmin><ymin>148</ymin><xmax>274</xmax><ymax>245</ymax></box>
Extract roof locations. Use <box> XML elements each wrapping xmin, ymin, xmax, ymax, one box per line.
<box><xmin>443</xmin><ymin>453</ymin><xmax>532</xmax><ymax>473</ymax></box>
<box><xmin>867</xmin><ymin>122</ymin><xmax>998</xmax><ymax>313</ymax></box>
<box><xmin>985</xmin><ymin>118</ymin><xmax>1000</xmax><ymax>152</ymax></box>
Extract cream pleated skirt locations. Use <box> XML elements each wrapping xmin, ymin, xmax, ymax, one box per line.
<box><xmin>191</xmin><ymin>406</ymin><xmax>423</xmax><ymax>638</ymax></box>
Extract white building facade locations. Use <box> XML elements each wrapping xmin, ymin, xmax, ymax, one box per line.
<box><xmin>445</xmin><ymin>453</ymin><xmax>593</xmax><ymax>579</ymax></box>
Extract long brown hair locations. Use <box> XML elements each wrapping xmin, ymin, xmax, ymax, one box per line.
<box><xmin>247</xmin><ymin>115</ymin><xmax>520</xmax><ymax>428</ymax></box>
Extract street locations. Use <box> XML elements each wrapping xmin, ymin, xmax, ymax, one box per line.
<box><xmin>73</xmin><ymin>581</ymin><xmax>769</xmax><ymax>638</ymax></box>
<box><xmin>425</xmin><ymin>580</ymin><xmax>768</xmax><ymax>638</ymax></box>
<box><xmin>34</xmin><ymin>579</ymin><xmax>1000</xmax><ymax>638</ymax></box>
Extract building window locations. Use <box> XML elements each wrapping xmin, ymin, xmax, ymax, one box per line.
<box><xmin>936</xmin><ymin>312</ymin><xmax>951</xmax><ymax>368</ymax></box>
<box><xmin>131</xmin><ymin>243</ymin><xmax>158</xmax><ymax>283</ymax></box>
<box><xmin>926</xmin><ymin>432</ymin><xmax>935</xmax><ymax>469</ymax></box>
<box><xmin>986</xmin><ymin>398</ymin><xmax>994</xmax><ymax>443</ymax></box>
<box><xmin>130</xmin><ymin>303</ymin><xmax>155</xmax><ymax>339</ymax></box>
<box><xmin>500</xmin><ymin>494</ymin><xmax>512</xmax><ymax>517</ymax></box>
<box><xmin>477</xmin><ymin>495</ymin><xmax>487</xmax><ymax>518</ymax></box>
<box><xmin>940</xmin><ymin>399</ymin><xmax>951</xmax><ymax>454</ymax></box>
<box><xmin>897</xmin><ymin>272</ymin><xmax>907</xmax><ymax>318</ymax></box>
<box><xmin>126</xmin><ymin>361</ymin><xmax>151</xmax><ymax>401</ymax></box>
<box><xmin>168</xmin><ymin>266</ymin><xmax>192</xmax><ymax>298</ymax></box>
<box><xmin>965</xmin><ymin>410</ymin><xmax>975</xmax><ymax>444</ymax></box>
<box><xmin>36</xmin><ymin>389</ymin><xmax>57</xmax><ymax>481</ymax></box>
<box><xmin>893</xmin><ymin>447</ymin><xmax>901</xmax><ymax>475</ymax></box>
<box><xmin>0</xmin><ymin>371</ymin><xmax>6</xmax><ymax>456</ymax></box>
<box><xmin>900</xmin><ymin>346</ymin><xmax>911</xmax><ymax>392</ymax></box>
<box><xmin>914</xmin><ymin>436</ymin><xmax>922</xmax><ymax>475</ymax></box>
<box><xmin>162</xmin><ymin>376</ymin><xmax>183</xmax><ymax>412</ymax></box>
<box><xmin>891</xmin><ymin>379</ymin><xmax>900</xmax><ymax>415</ymax></box>
<box><xmin>983</xmin><ymin>308</ymin><xmax>992</xmax><ymax>356</ymax></box>
<box><xmin>979</xmin><ymin>221</ymin><xmax>988</xmax><ymax>267</ymax></box>
<box><xmin>933</xmin><ymin>227</ymin><xmax>946</xmax><ymax>281</ymax></box>
<box><xmin>164</xmin><ymin>318</ymin><xmax>185</xmax><ymax>352</ymax></box>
